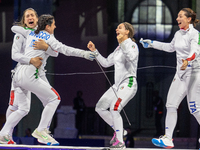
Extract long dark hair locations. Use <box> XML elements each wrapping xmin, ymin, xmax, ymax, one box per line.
<box><xmin>181</xmin><ymin>8</ymin><xmax>199</xmax><ymax>27</ymax></box>
<box><xmin>13</xmin><ymin>8</ymin><xmax>38</xmax><ymax>27</ymax></box>
<box><xmin>34</xmin><ymin>14</ymin><xmax>54</xmax><ymax>34</ymax></box>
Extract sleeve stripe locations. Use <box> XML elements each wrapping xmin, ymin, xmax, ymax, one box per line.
<box><xmin>186</xmin><ymin>53</ymin><xmax>196</xmax><ymax>61</ymax></box>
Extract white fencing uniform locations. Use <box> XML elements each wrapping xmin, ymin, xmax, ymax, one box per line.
<box><xmin>10</xmin><ymin>26</ymin><xmax>91</xmax><ymax>102</ymax></box>
<box><xmin>150</xmin><ymin>24</ymin><xmax>200</xmax><ymax>139</ymax></box>
<box><xmin>0</xmin><ymin>30</ymin><xmax>58</xmax><ymax>137</ymax></box>
<box><xmin>96</xmin><ymin>38</ymin><xmax>138</xmax><ymax>111</ymax></box>
<box><xmin>11</xmin><ymin>26</ymin><xmax>90</xmax><ymax>60</ymax></box>
<box><xmin>9</xmin><ymin>32</ymin><xmax>58</xmax><ymax>113</ymax></box>
<box><xmin>10</xmin><ymin>25</ymin><xmax>94</xmax><ymax>133</ymax></box>
<box><xmin>151</xmin><ymin>24</ymin><xmax>200</xmax><ymax>113</ymax></box>
<box><xmin>95</xmin><ymin>38</ymin><xmax>139</xmax><ymax>143</ymax></box>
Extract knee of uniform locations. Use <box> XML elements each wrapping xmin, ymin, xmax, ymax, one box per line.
<box><xmin>110</xmin><ymin>108</ymin><xmax>120</xmax><ymax>113</ymax></box>
<box><xmin>49</xmin><ymin>98</ymin><xmax>61</xmax><ymax>106</ymax></box>
<box><xmin>8</xmin><ymin>105</ymin><xmax>18</xmax><ymax>112</ymax></box>
<box><xmin>95</xmin><ymin>107</ymin><xmax>100</xmax><ymax>113</ymax></box>
<box><xmin>95</xmin><ymin>100</ymin><xmax>109</xmax><ymax>112</ymax></box>
<box><xmin>95</xmin><ymin>106</ymin><xmax>106</xmax><ymax>114</ymax></box>
<box><xmin>51</xmin><ymin>87</ymin><xmax>61</xmax><ymax>101</ymax></box>
<box><xmin>42</xmin><ymin>101</ymin><xmax>47</xmax><ymax>107</ymax></box>
<box><xmin>110</xmin><ymin>106</ymin><xmax>122</xmax><ymax>112</ymax></box>
<box><xmin>18</xmin><ymin>109</ymin><xmax>29</xmax><ymax>117</ymax></box>
<box><xmin>166</xmin><ymin>102</ymin><xmax>179</xmax><ymax>109</ymax></box>
<box><xmin>166</xmin><ymin>107</ymin><xmax>177</xmax><ymax>113</ymax></box>
<box><xmin>56</xmin><ymin>98</ymin><xmax>61</xmax><ymax>105</ymax></box>
<box><xmin>54</xmin><ymin>98</ymin><xmax>61</xmax><ymax>105</ymax></box>
<box><xmin>110</xmin><ymin>109</ymin><xmax>120</xmax><ymax>119</ymax></box>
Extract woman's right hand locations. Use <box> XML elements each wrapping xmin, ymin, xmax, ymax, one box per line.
<box><xmin>140</xmin><ymin>38</ymin><xmax>153</xmax><ymax>48</ymax></box>
<box><xmin>87</xmin><ymin>41</ymin><xmax>96</xmax><ymax>51</ymax></box>
<box><xmin>30</xmin><ymin>57</ymin><xmax>43</xmax><ymax>68</ymax></box>
<box><xmin>33</xmin><ymin>39</ymin><xmax>48</xmax><ymax>51</ymax></box>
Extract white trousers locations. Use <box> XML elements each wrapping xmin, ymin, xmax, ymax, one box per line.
<box><xmin>96</xmin><ymin>77</ymin><xmax>137</xmax><ymax>112</ymax></box>
<box><xmin>8</xmin><ymin>70</ymin><xmax>49</xmax><ymax>113</ymax></box>
<box><xmin>13</xmin><ymin>65</ymin><xmax>60</xmax><ymax>104</ymax></box>
<box><xmin>166</xmin><ymin>69</ymin><xmax>200</xmax><ymax>114</ymax></box>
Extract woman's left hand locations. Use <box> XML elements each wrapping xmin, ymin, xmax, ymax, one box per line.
<box><xmin>181</xmin><ymin>59</ymin><xmax>188</xmax><ymax>70</ymax></box>
<box><xmin>87</xmin><ymin>41</ymin><xmax>96</xmax><ymax>51</ymax></box>
<box><xmin>117</xmin><ymin>33</ymin><xmax>123</xmax><ymax>43</ymax></box>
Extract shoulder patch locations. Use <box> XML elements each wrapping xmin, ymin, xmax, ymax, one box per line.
<box><xmin>16</xmin><ymin>36</ymin><xmax>20</xmax><ymax>40</ymax></box>
<box><xmin>132</xmin><ymin>45</ymin><xmax>135</xmax><ymax>48</ymax></box>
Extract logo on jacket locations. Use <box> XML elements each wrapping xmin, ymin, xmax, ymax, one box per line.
<box><xmin>29</xmin><ymin>31</ymin><xmax>50</xmax><ymax>40</ymax></box>
<box><xmin>189</xmin><ymin>101</ymin><xmax>196</xmax><ymax>113</ymax></box>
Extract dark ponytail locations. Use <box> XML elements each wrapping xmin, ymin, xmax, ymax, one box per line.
<box><xmin>35</xmin><ymin>14</ymin><xmax>54</xmax><ymax>34</ymax></box>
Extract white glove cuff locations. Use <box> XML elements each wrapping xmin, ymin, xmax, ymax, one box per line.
<box><xmin>93</xmin><ymin>49</ymin><xmax>99</xmax><ymax>57</ymax></box>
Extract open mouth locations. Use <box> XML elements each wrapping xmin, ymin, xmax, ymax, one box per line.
<box><xmin>29</xmin><ymin>21</ymin><xmax>34</xmax><ymax>25</ymax></box>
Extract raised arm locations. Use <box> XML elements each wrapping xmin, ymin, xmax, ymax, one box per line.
<box><xmin>87</xmin><ymin>41</ymin><xmax>114</xmax><ymax>67</ymax></box>
<box><xmin>11</xmin><ymin>26</ymin><xmax>32</xmax><ymax>38</ymax></box>
<box><xmin>47</xmin><ymin>36</ymin><xmax>95</xmax><ymax>61</ymax></box>
<box><xmin>140</xmin><ymin>36</ymin><xmax>176</xmax><ymax>53</ymax></box>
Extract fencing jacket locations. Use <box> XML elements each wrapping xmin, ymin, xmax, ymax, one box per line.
<box><xmin>95</xmin><ymin>38</ymin><xmax>139</xmax><ymax>88</ymax></box>
<box><xmin>11</xmin><ymin>29</ymin><xmax>58</xmax><ymax>72</ymax></box>
<box><xmin>152</xmin><ymin>24</ymin><xmax>200</xmax><ymax>79</ymax></box>
<box><xmin>11</xmin><ymin>26</ymin><xmax>87</xmax><ymax>68</ymax></box>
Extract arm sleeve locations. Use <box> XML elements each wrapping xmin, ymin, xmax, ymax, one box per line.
<box><xmin>11</xmin><ymin>34</ymin><xmax>31</xmax><ymax>64</ymax></box>
<box><xmin>47</xmin><ymin>36</ymin><xmax>85</xmax><ymax>58</ymax></box>
<box><xmin>45</xmin><ymin>46</ymin><xmax>59</xmax><ymax>57</ymax></box>
<box><xmin>120</xmin><ymin>40</ymin><xmax>139</xmax><ymax>62</ymax></box>
<box><xmin>11</xmin><ymin>26</ymin><xmax>30</xmax><ymax>37</ymax></box>
<box><xmin>152</xmin><ymin>33</ymin><xmax>176</xmax><ymax>53</ymax></box>
<box><xmin>95</xmin><ymin>50</ymin><xmax>114</xmax><ymax>68</ymax></box>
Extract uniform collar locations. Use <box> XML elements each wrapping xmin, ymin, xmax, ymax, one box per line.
<box><xmin>120</xmin><ymin>38</ymin><xmax>131</xmax><ymax>44</ymax></box>
<box><xmin>180</xmin><ymin>24</ymin><xmax>193</xmax><ymax>34</ymax></box>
